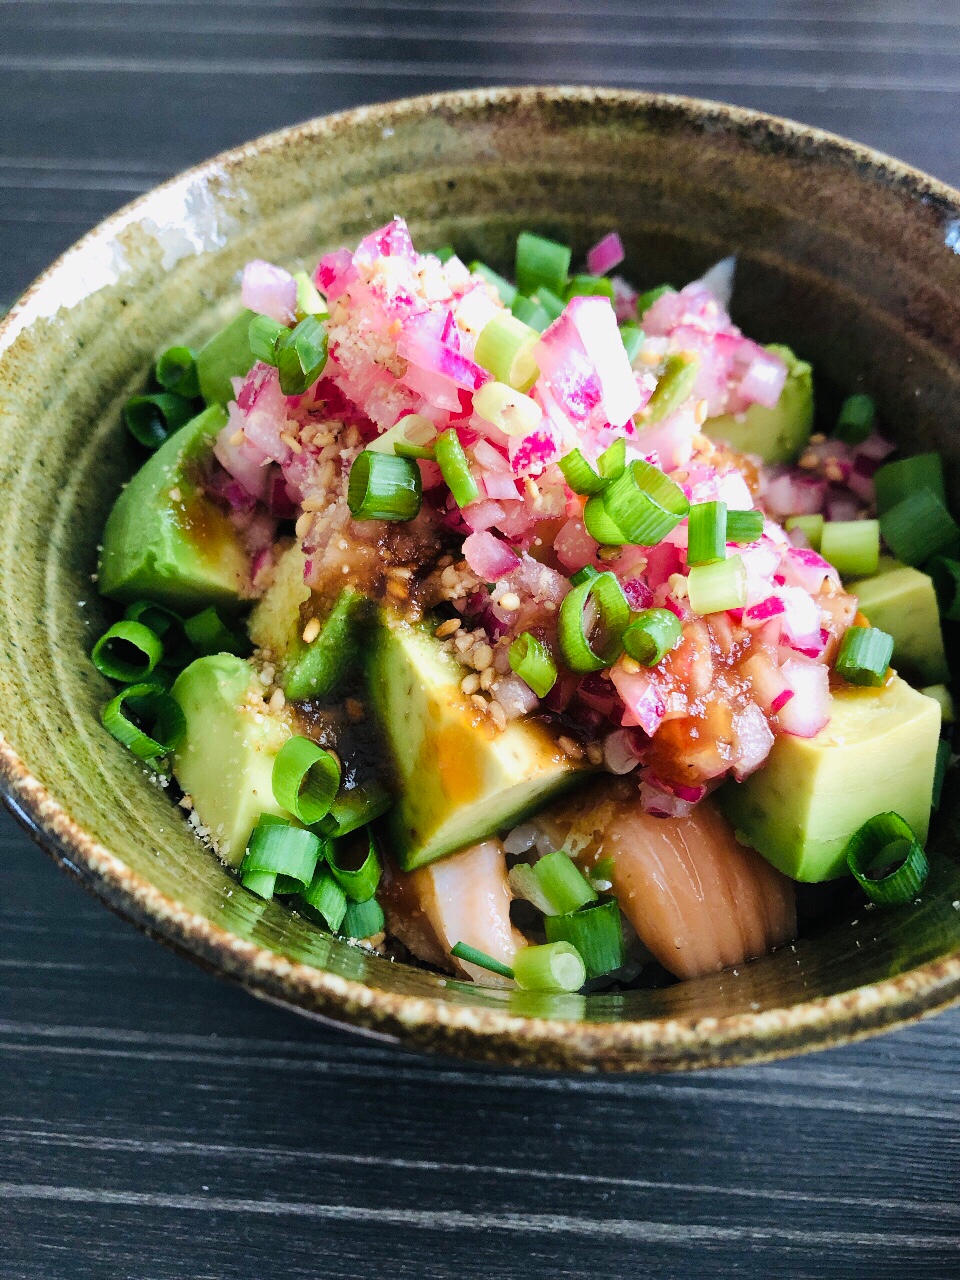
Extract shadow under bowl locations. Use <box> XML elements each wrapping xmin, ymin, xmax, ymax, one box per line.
<box><xmin>2</xmin><ymin>86</ymin><xmax>960</xmax><ymax>1072</ymax></box>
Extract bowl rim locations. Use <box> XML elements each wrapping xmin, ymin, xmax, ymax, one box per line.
<box><xmin>3</xmin><ymin>83</ymin><xmax>960</xmax><ymax>1072</ymax></box>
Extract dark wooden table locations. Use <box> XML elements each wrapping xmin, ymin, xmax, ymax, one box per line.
<box><xmin>3</xmin><ymin>2</ymin><xmax>960</xmax><ymax>1275</ymax></box>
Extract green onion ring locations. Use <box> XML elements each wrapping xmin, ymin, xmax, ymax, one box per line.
<box><xmin>272</xmin><ymin>736</ymin><xmax>341</xmax><ymax>825</ymax></box>
<box><xmin>558</xmin><ymin>571</ymin><xmax>630</xmax><ymax>673</ymax></box>
<box><xmin>92</xmin><ymin>620</ymin><xmax>164</xmax><ymax>683</ymax></box>
<box><xmin>101</xmin><ymin>682</ymin><xmax>185</xmax><ymax>759</ymax></box>
<box><xmin>844</xmin><ymin>812</ymin><xmax>929</xmax><ymax>905</ymax></box>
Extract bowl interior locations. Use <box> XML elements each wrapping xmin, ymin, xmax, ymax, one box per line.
<box><xmin>2</xmin><ymin>88</ymin><xmax>960</xmax><ymax>1068</ymax></box>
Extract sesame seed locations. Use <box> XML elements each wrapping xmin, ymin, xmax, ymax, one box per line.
<box><xmin>480</xmin><ymin>666</ymin><xmax>496</xmax><ymax>690</ymax></box>
<box><xmin>470</xmin><ymin>694</ymin><xmax>488</xmax><ymax>711</ymax></box>
<box><xmin>386</xmin><ymin>579</ymin><xmax>407</xmax><ymax>600</ymax></box>
<box><xmin>488</xmin><ymin>701</ymin><xmax>507</xmax><ymax>730</ymax></box>
<box><xmin>472</xmin><ymin>644</ymin><xmax>494</xmax><ymax>671</ymax></box>
<box><xmin>229</xmin><ymin>428</ymin><xmax>246</xmax><ymax>447</ymax></box>
<box><xmin>586</xmin><ymin>742</ymin><xmax>604</xmax><ymax>765</ymax></box>
<box><xmin>498</xmin><ymin>592</ymin><xmax>521</xmax><ymax>611</ymax></box>
<box><xmin>557</xmin><ymin>735</ymin><xmax>584</xmax><ymax>760</ymax></box>
<box><xmin>435</xmin><ymin>618</ymin><xmax>461</xmax><ymax>638</ymax></box>
<box><xmin>302</xmin><ymin>618</ymin><xmax>322</xmax><ymax>644</ymax></box>
<box><xmin>268</xmin><ymin>687</ymin><xmax>286</xmax><ymax>712</ymax></box>
<box><xmin>169</xmin><ymin>487</ymin><xmax>181</xmax><ymax>502</ymax></box>
<box><xmin>280</xmin><ymin>432</ymin><xmax>303</xmax><ymax>455</ymax></box>
<box><xmin>295</xmin><ymin>512</ymin><xmax>313</xmax><ymax>538</ymax></box>
<box><xmin>460</xmin><ymin>672</ymin><xmax>481</xmax><ymax>695</ymax></box>
<box><xmin>621</xmin><ymin>656</ymin><xmax>641</xmax><ymax>674</ymax></box>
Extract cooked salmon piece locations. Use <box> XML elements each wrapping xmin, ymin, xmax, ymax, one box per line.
<box><xmin>381</xmin><ymin>839</ymin><xmax>525</xmax><ymax>985</ymax></box>
<box><xmin>537</xmin><ymin>780</ymin><xmax>796</xmax><ymax>979</ymax></box>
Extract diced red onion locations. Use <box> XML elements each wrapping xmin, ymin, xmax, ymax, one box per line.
<box><xmin>553</xmin><ymin>517</ymin><xmax>599</xmax><ymax>572</ymax></box>
<box><xmin>770</xmin><ymin>688</ymin><xmax>795</xmax><ymax>714</ymax></box>
<box><xmin>603</xmin><ymin>729</ymin><xmax>643</xmax><ymax>774</ymax></box>
<box><xmin>494</xmin><ymin>673</ymin><xmax>540</xmax><ymax>720</ymax></box>
<box><xmin>473</xmin><ymin>438</ymin><xmax>512</xmax><ymax>473</ymax></box>
<box><xmin>737</xmin><ymin>347</ymin><xmax>788</xmax><ymax>409</ymax></box>
<box><xmin>314</xmin><ymin>248</ymin><xmax>357</xmax><ymax>301</ymax></box>
<box><xmin>213</xmin><ymin>414</ymin><xmax>271</xmax><ymax>501</ymax></box>
<box><xmin>587</xmin><ymin>232</ymin><xmax>625</xmax><ymax>277</ymax></box>
<box><xmin>732</xmin><ymin>702</ymin><xmax>775</xmax><ymax>780</ymax></box>
<box><xmin>481</xmin><ymin>470</ymin><xmax>521</xmax><ymax>501</ymax></box>
<box><xmin>241</xmin><ymin>260</ymin><xmax>297</xmax><ymax>325</ymax></box>
<box><xmin>461</xmin><ymin>500</ymin><xmax>505</xmax><ymax>533</ymax></box>
<box><xmin>776</xmin><ymin>658</ymin><xmax>830</xmax><ymax>738</ymax></box>
<box><xmin>853</xmin><ymin>431</ymin><xmax>896</xmax><ymax>463</ymax></box>
<box><xmin>463</xmin><ymin>530</ymin><xmax>521</xmax><ymax>579</ymax></box>
<box><xmin>745</xmin><ymin>595</ymin><xmax>785</xmax><ymax>623</ymax></box>
<box><xmin>611</xmin><ymin>275</ymin><xmax>639</xmax><ymax>325</ymax></box>
<box><xmin>610</xmin><ymin>664</ymin><xmax>666</xmax><ymax>737</ymax></box>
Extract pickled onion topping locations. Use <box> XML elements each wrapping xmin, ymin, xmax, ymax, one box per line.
<box><xmin>215</xmin><ymin>218</ymin><xmax>898</xmax><ymax>810</ymax></box>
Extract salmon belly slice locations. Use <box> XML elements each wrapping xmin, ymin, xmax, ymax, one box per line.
<box><xmin>538</xmin><ymin>781</ymin><xmax>797</xmax><ymax>980</ymax></box>
<box><xmin>381</xmin><ymin>839</ymin><xmax>525</xmax><ymax>985</ymax></box>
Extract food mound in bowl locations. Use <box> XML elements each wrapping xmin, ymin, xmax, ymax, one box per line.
<box><xmin>91</xmin><ymin>217</ymin><xmax>953</xmax><ymax>994</ymax></box>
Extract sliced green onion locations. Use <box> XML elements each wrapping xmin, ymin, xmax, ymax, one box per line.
<box><xmin>587</xmin><ymin>855</ymin><xmax>616</xmax><ymax>890</ymax></box>
<box><xmin>474</xmin><ymin>313</ymin><xmax>540</xmax><ymax>392</ymax></box>
<box><xmin>507</xmin><ymin>863</ymin><xmax>557</xmax><ymax>915</ymax></box>
<box><xmin>559</xmin><ymin>449</ymin><xmax>606</xmax><ymax>495</ymax></box>
<box><xmin>367</xmin><ymin>413</ymin><xmax>437</xmax><ymax>459</ymax></box>
<box><xmin>583</xmin><ymin>495</ymin><xmax>627</xmax><ymax>545</ymax></box>
<box><xmin>558</xmin><ymin>448</ymin><xmax>607</xmax><ymax>496</ymax></box>
<box><xmin>293</xmin><ymin>270</ymin><xmax>328</xmax><ymax>320</ymax></box>
<box><xmin>472</xmin><ymin>382</ymin><xmax>541</xmax><ymax>438</ymax></box>
<box><xmin>240</xmin><ymin>868</ymin><xmax>278</xmax><ymax>899</ymax></box>
<box><xmin>102</xmin><ymin>682</ymin><xmax>185</xmax><ymax>759</ymax></box>
<box><xmin>515</xmin><ymin>232</ymin><xmax>571</xmax><ymax>298</ymax></box>
<box><xmin>248</xmin><ymin>313</ymin><xmax>289</xmax><ymax>365</ymax></box>
<box><xmin>844</xmin><ymin>811</ymin><xmax>929</xmax><ymax>904</ymax></box>
<box><xmin>276</xmin><ymin>315</ymin><xmax>328</xmax><ymax>396</ymax></box>
<box><xmin>558</xmin><ymin>571</ymin><xmax>630</xmax><ymax>672</ymax></box>
<box><xmin>272</xmin><ymin>736</ymin><xmax>341</xmax><ymax>825</ymax></box>
<box><xmin>322</xmin><ymin>782</ymin><xmax>393</xmax><ymax>838</ymax></box>
<box><xmin>326</xmin><ymin>828</ymin><xmax>381</xmax><ymax>903</ymax></box>
<box><xmin>242</xmin><ymin>814</ymin><xmax>323</xmax><ymax>898</ymax></box>
<box><xmin>874</xmin><ymin>453</ymin><xmax>946</xmax><ymax>515</ymax></box>
<box><xmin>564</xmin><ymin>274</ymin><xmax>614</xmax><ymax>301</ymax></box>
<box><xmin>636</xmin><ymin>284</ymin><xmax>675</xmax><ymax>316</ymax></box>
<box><xmin>123</xmin><ymin>599</ymin><xmax>181</xmax><ymax>640</ymax></box>
<box><xmin>347</xmin><ymin>450</ymin><xmax>422</xmax><ymax>521</ymax></box>
<box><xmin>933</xmin><ymin>738</ymin><xmax>951</xmax><ymax>810</ymax></box>
<box><xmin>92</xmin><ymin>620</ymin><xmax>163</xmax><ymax>682</ymax></box>
<box><xmin>569</xmin><ymin>565</ymin><xmax>599</xmax><ymax>587</ymax></box>
<box><xmin>531</xmin><ymin>850</ymin><xmax>598</xmax><ymax>915</ymax></box>
<box><xmin>434</xmin><ymin>245</ymin><xmax>456</xmax><ymax>264</ymax></box>
<box><xmin>196</xmin><ymin>310</ymin><xmax>255</xmax><ymax>406</ymax></box>
<box><xmin>123</xmin><ymin>393</ymin><xmax>195</xmax><ymax>449</ymax></box>
<box><xmin>544</xmin><ymin>899</ymin><xmax>624</xmax><ymax>980</ymax></box>
<box><xmin>155</xmin><ymin>345</ymin><xmax>200</xmax><ymax>399</ymax></box>
<box><xmin>687</xmin><ymin>554</ymin><xmax>747</xmax><ymax>615</ymax></box>
<box><xmin>600</xmin><ymin>459</ymin><xmax>690</xmax><ymax>546</ymax></box>
<box><xmin>450</xmin><ymin>941</ymin><xmax>514</xmax><ymax>979</ymax></box>
<box><xmin>642</xmin><ymin>353</ymin><xmax>700</xmax><ymax>424</ymax></box>
<box><xmin>785</xmin><ymin>513</ymin><xmax>824</xmax><ymax>550</ymax></box>
<box><xmin>535</xmin><ymin>287</ymin><xmax>566</xmax><ymax>323</ymax></box>
<box><xmin>929</xmin><ymin>556</ymin><xmax>960</xmax><ymax>621</ymax></box>
<box><xmin>820</xmin><ymin>519</ymin><xmax>880</xmax><ymax>578</ymax></box>
<box><xmin>511</xmin><ymin>294</ymin><xmax>551</xmax><ymax>332</ymax></box>
<box><xmin>508</xmin><ymin>631</ymin><xmax>557</xmax><ymax>698</ymax></box>
<box><xmin>835</xmin><ymin>624</ymin><xmax>894</xmax><ymax>687</ymax></box>
<box><xmin>622</xmin><ymin>607</ymin><xmax>682</xmax><ymax>666</ymax></box>
<box><xmin>835</xmin><ymin>393</ymin><xmax>876</xmax><ymax>445</ymax></box>
<box><xmin>879</xmin><ymin>490</ymin><xmax>960</xmax><ymax>566</ymax></box>
<box><xmin>619</xmin><ymin>323</ymin><xmax>644</xmax><ymax>364</ymax></box>
<box><xmin>300</xmin><ymin>867</ymin><xmax>347</xmax><ymax>931</ymax></box>
<box><xmin>726</xmin><ymin>509</ymin><xmax>765</xmax><ymax>544</ymax></box>
<box><xmin>687</xmin><ymin>501</ymin><xmax>727</xmax><ymax>567</ymax></box>
<box><xmin>341</xmin><ymin>896</ymin><xmax>385</xmax><ymax>940</ymax></box>
<box><xmin>513</xmin><ymin>941</ymin><xmax>586</xmax><ymax>993</ymax></box>
<box><xmin>469</xmin><ymin>261</ymin><xmax>517</xmax><ymax>306</ymax></box>
<box><xmin>921</xmin><ymin>684</ymin><xmax>955</xmax><ymax>723</ymax></box>
<box><xmin>435</xmin><ymin>429</ymin><xmax>480</xmax><ymax>507</ymax></box>
<box><xmin>598</xmin><ymin>438</ymin><xmax>626</xmax><ymax>481</ymax></box>
<box><xmin>183</xmin><ymin>606</ymin><xmax>250</xmax><ymax>658</ymax></box>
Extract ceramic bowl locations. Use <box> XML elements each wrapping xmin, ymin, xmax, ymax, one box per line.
<box><xmin>2</xmin><ymin>86</ymin><xmax>960</xmax><ymax>1073</ymax></box>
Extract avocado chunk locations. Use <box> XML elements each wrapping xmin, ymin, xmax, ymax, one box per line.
<box><xmin>171</xmin><ymin>654</ymin><xmax>291</xmax><ymax>866</ymax></box>
<box><xmin>248</xmin><ymin>541</ymin><xmax>368</xmax><ymax>700</ymax></box>
<box><xmin>368</xmin><ymin>613</ymin><xmax>587</xmax><ymax>870</ymax></box>
<box><xmin>719</xmin><ymin>675</ymin><xmax>941</xmax><ymax>882</ymax></box>
<box><xmin>99</xmin><ymin>406</ymin><xmax>251</xmax><ymax>611</ymax></box>
<box><xmin>853</xmin><ymin>556</ymin><xmax>949</xmax><ymax>686</ymax></box>
<box><xmin>706</xmin><ymin>344</ymin><xmax>813</xmax><ymax>464</ymax></box>
<box><xmin>196</xmin><ymin>310</ymin><xmax>255</xmax><ymax>407</ymax></box>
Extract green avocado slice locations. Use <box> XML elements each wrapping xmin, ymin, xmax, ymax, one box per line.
<box><xmin>99</xmin><ymin>406</ymin><xmax>251</xmax><ymax>611</ymax></box>
<box><xmin>367</xmin><ymin>612</ymin><xmax>588</xmax><ymax>871</ymax></box>
<box><xmin>171</xmin><ymin>653</ymin><xmax>291</xmax><ymax>866</ymax></box>
<box><xmin>719</xmin><ymin>675</ymin><xmax>941</xmax><ymax>882</ymax></box>
<box><xmin>853</xmin><ymin>556</ymin><xmax>949</xmax><ymax>686</ymax></box>
<box><xmin>706</xmin><ymin>344</ymin><xmax>813</xmax><ymax>464</ymax></box>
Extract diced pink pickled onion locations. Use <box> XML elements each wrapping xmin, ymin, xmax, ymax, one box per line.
<box><xmin>732</xmin><ymin>703</ymin><xmax>775</xmax><ymax>781</ymax></box>
<box><xmin>763</xmin><ymin>471</ymin><xmax>827</xmax><ymax>518</ymax></box>
<box><xmin>855</xmin><ymin>432</ymin><xmax>896</xmax><ymax>463</ymax></box>
<box><xmin>553</xmin><ymin>518</ymin><xmax>599</xmax><ymax>572</ymax></box>
<box><xmin>611</xmin><ymin>275</ymin><xmax>639</xmax><ymax>324</ymax></box>
<box><xmin>463</xmin><ymin>530</ymin><xmax>521</xmax><ymax>579</ymax></box>
<box><xmin>238</xmin><ymin>366</ymin><xmax>292</xmax><ymax>464</ymax></box>
<box><xmin>737</xmin><ymin>347</ymin><xmax>788</xmax><ymax>409</ymax></box>
<box><xmin>621</xmin><ymin>578</ymin><xmax>654</xmax><ymax>610</ymax></box>
<box><xmin>315</xmin><ymin>248</ymin><xmax>357</xmax><ymax>301</ymax></box>
<box><xmin>495</xmin><ymin>674</ymin><xmax>540</xmax><ymax>720</ymax></box>
<box><xmin>354</xmin><ymin>216</ymin><xmax>418</xmax><ymax>266</ymax></box>
<box><xmin>461</xmin><ymin>500</ymin><xmax>505</xmax><ymax>533</ymax></box>
<box><xmin>639</xmin><ymin>778</ymin><xmax>697</xmax><ymax>819</ymax></box>
<box><xmin>779</xmin><ymin>545</ymin><xmax>840</xmax><ymax>594</ymax></box>
<box><xmin>241</xmin><ymin>260</ymin><xmax>297</xmax><ymax>325</ymax></box>
<box><xmin>587</xmin><ymin>232</ymin><xmax>625</xmax><ymax>277</ymax></box>
<box><xmin>473</xmin><ymin>438</ymin><xmax>511</xmax><ymax>473</ymax></box>
<box><xmin>603</xmin><ymin>729</ymin><xmax>644</xmax><ymax>775</ymax></box>
<box><xmin>610</xmin><ymin>664</ymin><xmax>666</xmax><ymax>737</ymax></box>
<box><xmin>567</xmin><ymin>296</ymin><xmax>642</xmax><ymax>427</ymax></box>
<box><xmin>743</xmin><ymin>652</ymin><xmax>792</xmax><ymax>714</ymax></box>
<box><xmin>825</xmin><ymin>491</ymin><xmax>859</xmax><ymax>522</ymax></box>
<box><xmin>745</xmin><ymin>596</ymin><xmax>785</xmax><ymax>622</ymax></box>
<box><xmin>770</xmin><ymin>688</ymin><xmax>795</xmax><ymax>714</ymax></box>
<box><xmin>214</xmin><ymin>414</ymin><xmax>271</xmax><ymax>501</ymax></box>
<box><xmin>778</xmin><ymin>585</ymin><xmax>822</xmax><ymax>652</ymax></box>
<box><xmin>481</xmin><ymin>470</ymin><xmax>521</xmax><ymax>501</ymax></box>
<box><xmin>776</xmin><ymin>658</ymin><xmax>830</xmax><ymax>737</ymax></box>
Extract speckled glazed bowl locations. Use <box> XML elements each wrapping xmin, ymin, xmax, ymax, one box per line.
<box><xmin>3</xmin><ymin>87</ymin><xmax>960</xmax><ymax>1073</ymax></box>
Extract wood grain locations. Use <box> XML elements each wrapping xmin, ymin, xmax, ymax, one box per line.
<box><xmin>2</xmin><ymin>2</ymin><xmax>960</xmax><ymax>1274</ymax></box>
